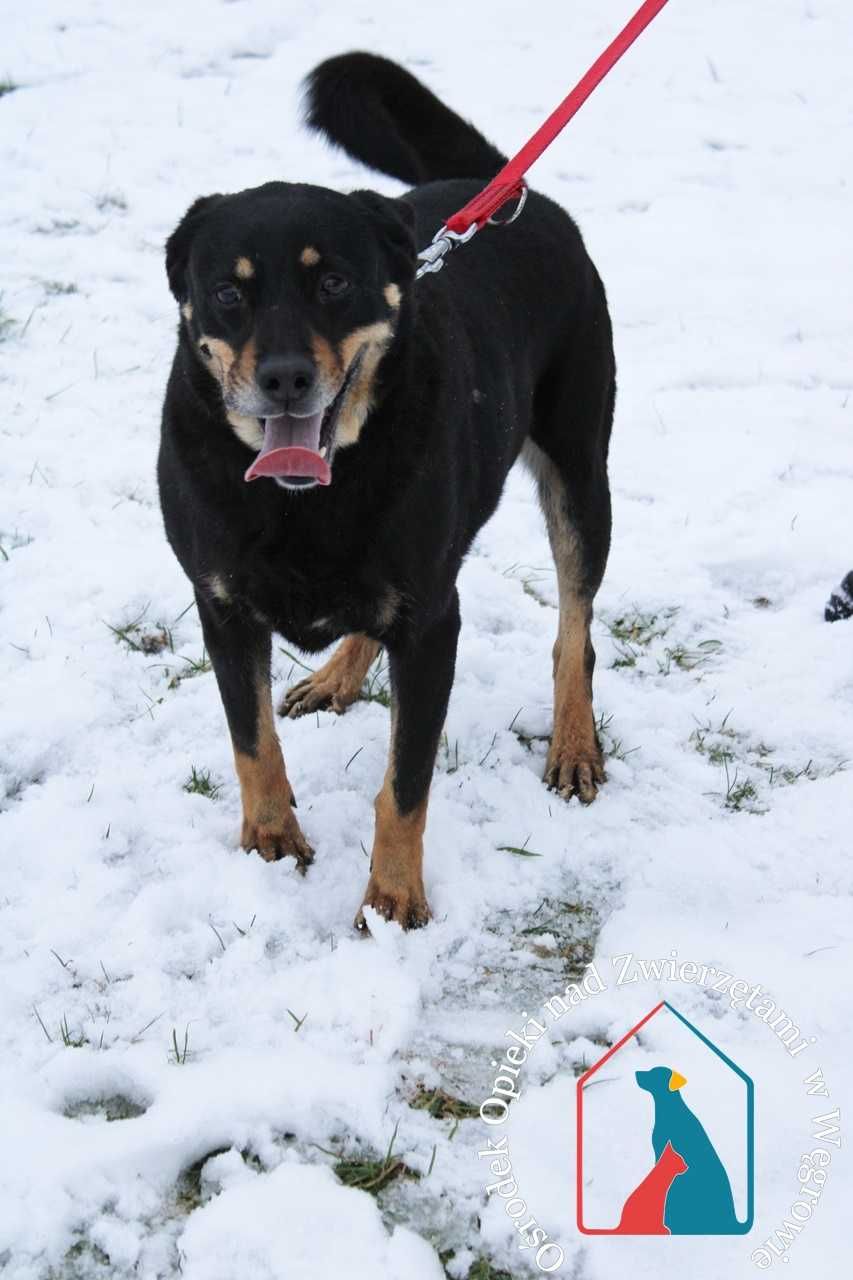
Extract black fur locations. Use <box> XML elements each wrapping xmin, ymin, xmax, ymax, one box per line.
<box><xmin>303</xmin><ymin>52</ymin><xmax>506</xmax><ymax>185</ymax></box>
<box><xmin>158</xmin><ymin>52</ymin><xmax>616</xmax><ymax>925</ymax></box>
<box><xmin>825</xmin><ymin>571</ymin><xmax>853</xmax><ymax>622</ymax></box>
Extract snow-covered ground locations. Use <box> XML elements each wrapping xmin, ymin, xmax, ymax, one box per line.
<box><xmin>1</xmin><ymin>2</ymin><xmax>850</xmax><ymax>1276</ymax></box>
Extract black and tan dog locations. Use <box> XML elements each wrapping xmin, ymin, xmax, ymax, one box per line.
<box><xmin>158</xmin><ymin>53</ymin><xmax>615</xmax><ymax>930</ymax></box>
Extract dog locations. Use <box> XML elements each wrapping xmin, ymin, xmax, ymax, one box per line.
<box><xmin>825</xmin><ymin>570</ymin><xmax>853</xmax><ymax>622</ymax></box>
<box><xmin>635</xmin><ymin>1067</ymin><xmax>739</xmax><ymax>1234</ymax></box>
<box><xmin>617</xmin><ymin>1140</ymin><xmax>687</xmax><ymax>1234</ymax></box>
<box><xmin>157</xmin><ymin>52</ymin><xmax>615</xmax><ymax>930</ymax></box>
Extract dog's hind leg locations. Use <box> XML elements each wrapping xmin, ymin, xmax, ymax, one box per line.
<box><xmin>355</xmin><ymin>592</ymin><xmax>460</xmax><ymax>931</ymax></box>
<box><xmin>280</xmin><ymin>634</ymin><xmax>381</xmax><ymax>718</ymax></box>
<box><xmin>525</xmin><ymin>337</ymin><xmax>614</xmax><ymax>802</ymax></box>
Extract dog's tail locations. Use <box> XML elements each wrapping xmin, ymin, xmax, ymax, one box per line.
<box><xmin>303</xmin><ymin>52</ymin><xmax>506</xmax><ymax>186</ymax></box>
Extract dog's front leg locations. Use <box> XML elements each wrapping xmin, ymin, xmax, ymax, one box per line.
<box><xmin>356</xmin><ymin>593</ymin><xmax>460</xmax><ymax>931</ymax></box>
<box><xmin>195</xmin><ymin>591</ymin><xmax>313</xmax><ymax>869</ymax></box>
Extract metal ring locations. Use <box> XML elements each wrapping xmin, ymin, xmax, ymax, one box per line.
<box><xmin>487</xmin><ymin>182</ymin><xmax>528</xmax><ymax>227</ymax></box>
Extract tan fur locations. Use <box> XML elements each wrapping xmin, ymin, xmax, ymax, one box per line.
<box><xmin>226</xmin><ymin>410</ymin><xmax>264</xmax><ymax>451</ymax></box>
<box><xmin>357</xmin><ymin>770</ymin><xmax>430</xmax><ymax>929</ymax></box>
<box><xmin>234</xmin><ymin>334</ymin><xmax>258</xmax><ymax>386</ymax></box>
<box><xmin>234</xmin><ymin>255</ymin><xmax>254</xmax><ymax>279</ymax></box>
<box><xmin>300</xmin><ymin>246</ymin><xmax>320</xmax><ymax>266</ymax></box>
<box><xmin>234</xmin><ymin>679</ymin><xmax>313</xmax><ymax>866</ymax></box>
<box><xmin>309</xmin><ymin>333</ymin><xmax>339</xmax><ymax>393</ymax></box>
<box><xmin>198</xmin><ymin>332</ymin><xmax>264</xmax><ymax>450</ymax></box>
<box><xmin>383</xmin><ymin>283</ymin><xmax>401</xmax><ymax>310</ymax></box>
<box><xmin>335</xmin><ymin>320</ymin><xmax>394</xmax><ymax>446</ymax></box>
<box><xmin>198</xmin><ymin>334</ymin><xmax>236</xmax><ymax>383</ymax></box>
<box><xmin>280</xmin><ymin>634</ymin><xmax>379</xmax><ymax>718</ymax></box>
<box><xmin>181</xmin><ymin>302</ymin><xmax>193</xmax><ymax>322</ymax></box>
<box><xmin>307</xmin><ymin>320</ymin><xmax>395</xmax><ymax>448</ymax></box>
<box><xmin>548</xmin><ymin>597</ymin><xmax>602</xmax><ymax>799</ymax></box>
<box><xmin>523</xmin><ymin>441</ymin><xmax>604</xmax><ymax>803</ymax></box>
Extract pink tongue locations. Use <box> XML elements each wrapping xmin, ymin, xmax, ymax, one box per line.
<box><xmin>244</xmin><ymin>413</ymin><xmax>331</xmax><ymax>486</ymax></box>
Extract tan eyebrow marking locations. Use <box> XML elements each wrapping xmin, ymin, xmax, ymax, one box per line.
<box><xmin>383</xmin><ymin>283</ymin><xmax>401</xmax><ymax>310</ymax></box>
<box><xmin>234</xmin><ymin>256</ymin><xmax>254</xmax><ymax>279</ymax></box>
<box><xmin>300</xmin><ymin>246</ymin><xmax>320</xmax><ymax>267</ymax></box>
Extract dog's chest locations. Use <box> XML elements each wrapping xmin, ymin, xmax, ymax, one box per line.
<box><xmin>218</xmin><ymin>546</ymin><xmax>396</xmax><ymax>652</ymax></box>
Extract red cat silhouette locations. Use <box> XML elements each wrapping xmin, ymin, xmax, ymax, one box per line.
<box><xmin>616</xmin><ymin>1141</ymin><xmax>688</xmax><ymax>1234</ymax></box>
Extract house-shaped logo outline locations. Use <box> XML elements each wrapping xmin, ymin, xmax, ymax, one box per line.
<box><xmin>575</xmin><ymin>1000</ymin><xmax>755</xmax><ymax>1235</ymax></box>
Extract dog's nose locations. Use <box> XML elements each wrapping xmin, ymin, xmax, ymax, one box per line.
<box><xmin>256</xmin><ymin>355</ymin><xmax>316</xmax><ymax>408</ymax></box>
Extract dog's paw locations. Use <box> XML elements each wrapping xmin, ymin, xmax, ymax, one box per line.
<box><xmin>241</xmin><ymin>812</ymin><xmax>314</xmax><ymax>872</ymax></box>
<box><xmin>354</xmin><ymin>877</ymin><xmax>432</xmax><ymax>933</ymax></box>
<box><xmin>544</xmin><ymin>743</ymin><xmax>605</xmax><ymax>804</ymax></box>
<box><xmin>279</xmin><ymin>670</ymin><xmax>358</xmax><ymax>719</ymax></box>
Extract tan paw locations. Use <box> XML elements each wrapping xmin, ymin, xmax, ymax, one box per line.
<box><xmin>544</xmin><ymin>741</ymin><xmax>606</xmax><ymax>804</ymax></box>
<box><xmin>279</xmin><ymin>669</ymin><xmax>359</xmax><ymax>719</ymax></box>
<box><xmin>241</xmin><ymin>810</ymin><xmax>314</xmax><ymax>872</ymax></box>
<box><xmin>354</xmin><ymin>876</ymin><xmax>432</xmax><ymax>933</ymax></box>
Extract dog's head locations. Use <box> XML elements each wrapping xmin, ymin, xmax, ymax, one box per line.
<box><xmin>635</xmin><ymin>1067</ymin><xmax>688</xmax><ymax>1098</ymax></box>
<box><xmin>166</xmin><ymin>182</ymin><xmax>415</xmax><ymax>491</ymax></box>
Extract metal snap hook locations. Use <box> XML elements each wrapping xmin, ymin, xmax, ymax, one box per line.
<box><xmin>487</xmin><ymin>182</ymin><xmax>528</xmax><ymax>227</ymax></box>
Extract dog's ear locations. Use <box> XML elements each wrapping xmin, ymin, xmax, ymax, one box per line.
<box><xmin>351</xmin><ymin>191</ymin><xmax>417</xmax><ymax>279</ymax></box>
<box><xmin>165</xmin><ymin>194</ymin><xmax>223</xmax><ymax>301</ymax></box>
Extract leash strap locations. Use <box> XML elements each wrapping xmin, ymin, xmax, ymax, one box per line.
<box><xmin>416</xmin><ymin>0</ymin><xmax>670</xmax><ymax>279</ymax></box>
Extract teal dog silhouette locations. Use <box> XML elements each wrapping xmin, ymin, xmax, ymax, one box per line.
<box><xmin>635</xmin><ymin>1067</ymin><xmax>740</xmax><ymax>1234</ymax></box>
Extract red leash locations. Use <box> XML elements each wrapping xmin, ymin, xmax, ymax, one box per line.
<box><xmin>416</xmin><ymin>0</ymin><xmax>670</xmax><ymax>278</ymax></box>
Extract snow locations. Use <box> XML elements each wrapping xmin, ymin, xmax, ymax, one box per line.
<box><xmin>1</xmin><ymin>1</ymin><xmax>850</xmax><ymax>1276</ymax></box>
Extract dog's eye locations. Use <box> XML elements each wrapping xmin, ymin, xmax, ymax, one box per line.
<box><xmin>214</xmin><ymin>284</ymin><xmax>243</xmax><ymax>307</ymax></box>
<box><xmin>319</xmin><ymin>273</ymin><xmax>349</xmax><ymax>299</ymax></box>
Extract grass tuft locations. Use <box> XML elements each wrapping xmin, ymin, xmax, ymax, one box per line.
<box><xmin>440</xmin><ymin>1255</ymin><xmax>514</xmax><ymax>1280</ymax></box>
<box><xmin>59</xmin><ymin>1014</ymin><xmax>87</xmax><ymax>1048</ymax></box>
<box><xmin>410</xmin><ymin>1084</ymin><xmax>480</xmax><ymax>1121</ymax></box>
<box><xmin>692</xmin><ymin>712</ymin><xmax>844</xmax><ymax>813</ymax></box>
<box><xmin>183</xmin><ymin>766</ymin><xmax>221</xmax><ymax>800</ymax></box>
<box><xmin>465</xmin><ymin>1262</ymin><xmax>515</xmax><ymax>1280</ymax></box>
<box><xmin>722</xmin><ymin>762</ymin><xmax>762</xmax><ymax>812</ymax></box>
<box><xmin>330</xmin><ymin>1121</ymin><xmax>419</xmax><ymax>1195</ymax></box>
<box><xmin>517</xmin><ymin>896</ymin><xmax>600</xmax><ymax>980</ymax></box>
<box><xmin>605</xmin><ymin>605</ymin><xmax>678</xmax><ymax>647</ymax></box>
<box><xmin>60</xmin><ymin>1237</ymin><xmax>111</xmax><ymax>1277</ymax></box>
<box><xmin>603</xmin><ymin>606</ymin><xmax>723</xmax><ymax>678</ymax></box>
<box><xmin>596</xmin><ymin>711</ymin><xmax>638</xmax><ymax>763</ymax></box>
<box><xmin>106</xmin><ymin>606</ymin><xmax>172</xmax><ymax>655</ymax></box>
<box><xmin>658</xmin><ymin>638</ymin><xmax>722</xmax><ymax>675</ymax></box>
<box><xmin>496</xmin><ymin>840</ymin><xmax>542</xmax><ymax>858</ymax></box>
<box><xmin>169</xmin><ymin>1025</ymin><xmax>191</xmax><ymax>1065</ymax></box>
<box><xmin>166</xmin><ymin>650</ymin><xmax>211</xmax><ymax>688</ymax></box>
